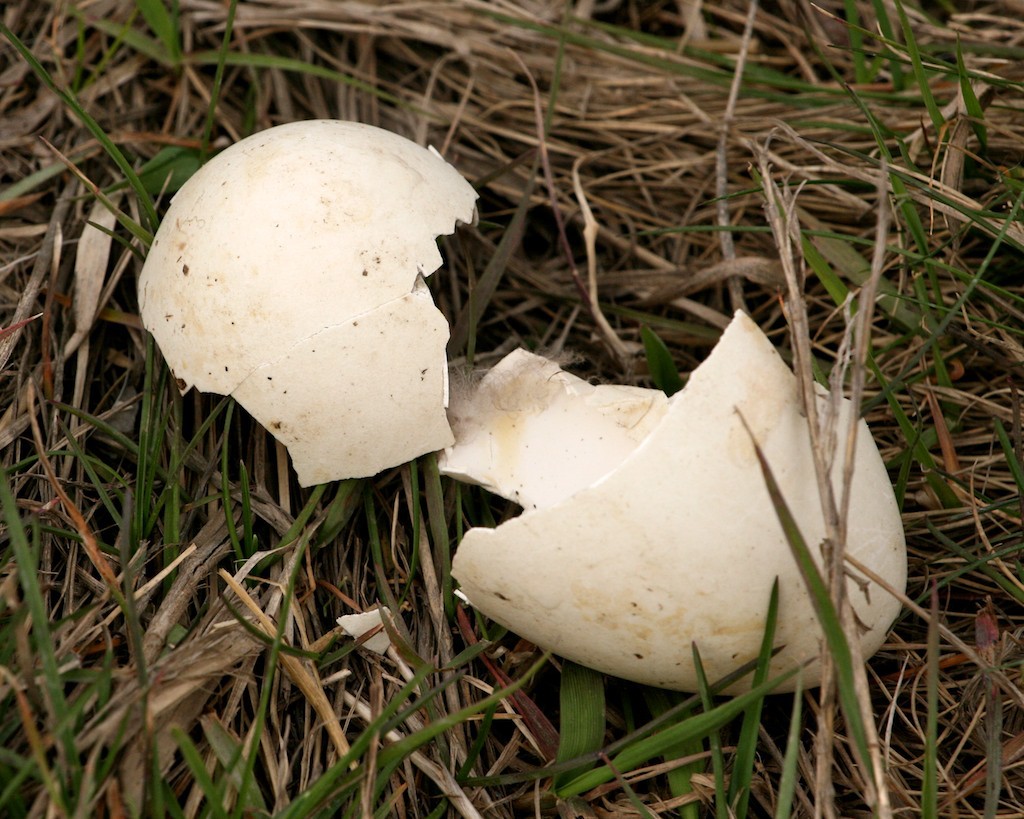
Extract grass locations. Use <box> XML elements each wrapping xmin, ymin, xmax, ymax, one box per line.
<box><xmin>2</xmin><ymin>0</ymin><xmax>1024</xmax><ymax>816</ymax></box>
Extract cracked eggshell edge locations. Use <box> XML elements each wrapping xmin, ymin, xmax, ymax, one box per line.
<box><xmin>441</xmin><ymin>348</ymin><xmax>669</xmax><ymax>510</ymax></box>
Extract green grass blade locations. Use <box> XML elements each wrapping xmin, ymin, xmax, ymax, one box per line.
<box><xmin>219</xmin><ymin>403</ymin><xmax>246</xmax><ymax>561</ymax></box>
<box><xmin>994</xmin><ymin>419</ymin><xmax>1024</xmax><ymax>496</ymax></box>
<box><xmin>955</xmin><ymin>39</ymin><xmax>988</xmax><ymax>151</ymax></box>
<box><xmin>554</xmin><ymin>662</ymin><xmax>606</xmax><ymax>789</ymax></box>
<box><xmin>201</xmin><ymin>716</ymin><xmax>268</xmax><ymax>814</ymax></box>
<box><xmin>868</xmin><ymin>0</ymin><xmax>905</xmax><ymax>89</ymax></box>
<box><xmin>892</xmin><ymin>0</ymin><xmax>944</xmax><ymax>130</ymax></box>
<box><xmin>641</xmin><ymin>326</ymin><xmax>684</xmax><ymax>396</ymax></box>
<box><xmin>422</xmin><ymin>454</ymin><xmax>455</xmax><ymax>617</ymax></box>
<box><xmin>314</xmin><ymin>479</ymin><xmax>362</xmax><ymax>548</ymax></box>
<box><xmin>730</xmin><ymin>579</ymin><xmax>780</xmax><ymax>816</ymax></box>
<box><xmin>801</xmin><ymin>235</ymin><xmax>849</xmax><ymax>307</ymax></box>
<box><xmin>597</xmin><ymin>755</ymin><xmax>658</xmax><ymax>819</ymax></box>
<box><xmin>773</xmin><ymin>681</ymin><xmax>804</xmax><ymax>819</ymax></box>
<box><xmin>642</xmin><ymin>688</ymin><xmax>701</xmax><ymax>819</ymax></box>
<box><xmin>200</xmin><ymin>0</ymin><xmax>238</xmax><ymax>159</ymax></box>
<box><xmin>737</xmin><ymin>413</ymin><xmax>875</xmax><ymax>786</ymax></box>
<box><xmin>364</xmin><ymin>488</ymin><xmax>402</xmax><ymax>618</ymax></box>
<box><xmin>237</xmin><ymin>461</ymin><xmax>255</xmax><ymax>557</ymax></box>
<box><xmin>134</xmin><ymin>315</ymin><xmax>169</xmax><ymax>548</ymax></box>
<box><xmin>118</xmin><ymin>489</ymin><xmax>150</xmax><ymax>689</ymax></box>
<box><xmin>75</xmin><ymin>13</ymin><xmax>176</xmax><ymax>65</ymax></box>
<box><xmin>692</xmin><ymin>646</ymin><xmax>728</xmax><ymax>819</ymax></box>
<box><xmin>53</xmin><ymin>416</ymin><xmax>127</xmax><ymax>528</ymax></box>
<box><xmin>866</xmin><ymin>357</ymin><xmax>958</xmax><ymax>509</ymax></box>
<box><xmin>135</xmin><ymin>0</ymin><xmax>181</xmax><ymax>66</ymax></box>
<box><xmin>456</xmin><ymin>704</ymin><xmax>498</xmax><ymax>782</ymax></box>
<box><xmin>171</xmin><ymin>727</ymin><xmax>231</xmax><ymax>819</ymax></box>
<box><xmin>0</xmin><ymin>148</ymin><xmax>95</xmax><ymax>201</ymax></box>
<box><xmin>841</xmin><ymin>1</ymin><xmax>869</xmax><ymax>85</ymax></box>
<box><xmin>134</xmin><ymin>145</ymin><xmax>202</xmax><ymax>196</ymax></box>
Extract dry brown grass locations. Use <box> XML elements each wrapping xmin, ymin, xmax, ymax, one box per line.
<box><xmin>2</xmin><ymin>0</ymin><xmax>1024</xmax><ymax>816</ymax></box>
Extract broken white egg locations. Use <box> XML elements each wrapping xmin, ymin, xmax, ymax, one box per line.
<box><xmin>138</xmin><ymin>120</ymin><xmax>478</xmax><ymax>485</ymax></box>
<box><xmin>441</xmin><ymin>311</ymin><xmax>907</xmax><ymax>692</ymax></box>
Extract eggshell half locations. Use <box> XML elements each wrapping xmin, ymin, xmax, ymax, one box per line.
<box><xmin>138</xmin><ymin>120</ymin><xmax>477</xmax><ymax>483</ymax></box>
<box><xmin>444</xmin><ymin>311</ymin><xmax>907</xmax><ymax>692</ymax></box>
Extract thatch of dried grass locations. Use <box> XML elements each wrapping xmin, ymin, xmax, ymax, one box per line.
<box><xmin>2</xmin><ymin>0</ymin><xmax>1024</xmax><ymax>816</ymax></box>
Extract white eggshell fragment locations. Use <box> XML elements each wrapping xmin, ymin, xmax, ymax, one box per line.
<box><xmin>337</xmin><ymin>608</ymin><xmax>395</xmax><ymax>655</ymax></box>
<box><xmin>442</xmin><ymin>349</ymin><xmax>669</xmax><ymax>509</ymax></box>
<box><xmin>443</xmin><ymin>311</ymin><xmax>907</xmax><ymax>692</ymax></box>
<box><xmin>138</xmin><ymin>120</ymin><xmax>477</xmax><ymax>483</ymax></box>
